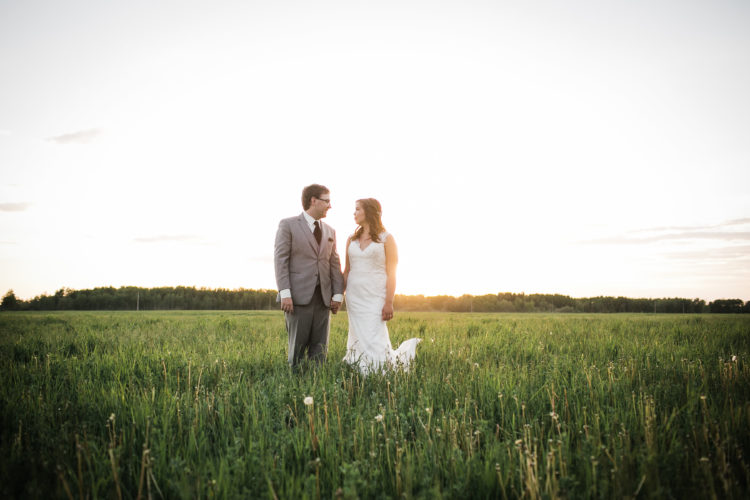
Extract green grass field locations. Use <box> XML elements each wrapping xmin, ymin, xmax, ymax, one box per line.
<box><xmin>1</xmin><ymin>311</ymin><xmax>749</xmax><ymax>499</ymax></box>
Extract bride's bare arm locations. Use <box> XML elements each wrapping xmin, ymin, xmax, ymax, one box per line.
<box><xmin>383</xmin><ymin>234</ymin><xmax>398</xmax><ymax>321</ymax></box>
<box><xmin>344</xmin><ymin>236</ymin><xmax>352</xmax><ymax>288</ymax></box>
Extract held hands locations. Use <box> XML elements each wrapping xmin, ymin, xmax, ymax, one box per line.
<box><xmin>330</xmin><ymin>300</ymin><xmax>341</xmax><ymax>314</ymax></box>
<box><xmin>280</xmin><ymin>297</ymin><xmax>294</xmax><ymax>314</ymax></box>
<box><xmin>382</xmin><ymin>302</ymin><xmax>394</xmax><ymax>321</ymax></box>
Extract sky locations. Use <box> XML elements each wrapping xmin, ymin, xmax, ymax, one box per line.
<box><xmin>1</xmin><ymin>0</ymin><xmax>749</xmax><ymax>302</ymax></box>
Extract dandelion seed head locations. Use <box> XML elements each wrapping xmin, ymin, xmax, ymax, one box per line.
<box><xmin>375</xmin><ymin>414</ymin><xmax>383</xmax><ymax>422</ymax></box>
<box><xmin>303</xmin><ymin>396</ymin><xmax>314</xmax><ymax>406</ymax></box>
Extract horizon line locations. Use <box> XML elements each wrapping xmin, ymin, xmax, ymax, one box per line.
<box><xmin>4</xmin><ymin>285</ymin><xmax>747</xmax><ymax>304</ymax></box>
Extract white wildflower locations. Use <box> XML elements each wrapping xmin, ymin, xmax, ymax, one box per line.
<box><xmin>375</xmin><ymin>414</ymin><xmax>383</xmax><ymax>422</ymax></box>
<box><xmin>731</xmin><ymin>355</ymin><xmax>737</xmax><ymax>362</ymax></box>
<box><xmin>303</xmin><ymin>396</ymin><xmax>314</xmax><ymax>406</ymax></box>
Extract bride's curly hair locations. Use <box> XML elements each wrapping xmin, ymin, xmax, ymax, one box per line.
<box><xmin>353</xmin><ymin>198</ymin><xmax>386</xmax><ymax>243</ymax></box>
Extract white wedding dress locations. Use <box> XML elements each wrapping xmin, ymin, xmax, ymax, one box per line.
<box><xmin>343</xmin><ymin>232</ymin><xmax>420</xmax><ymax>374</ymax></box>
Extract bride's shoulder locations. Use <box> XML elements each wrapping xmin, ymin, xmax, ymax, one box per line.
<box><xmin>380</xmin><ymin>231</ymin><xmax>393</xmax><ymax>242</ymax></box>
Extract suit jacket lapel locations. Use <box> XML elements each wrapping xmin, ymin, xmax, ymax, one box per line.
<box><xmin>297</xmin><ymin>214</ymin><xmax>319</xmax><ymax>254</ymax></box>
<box><xmin>318</xmin><ymin>223</ymin><xmax>328</xmax><ymax>257</ymax></box>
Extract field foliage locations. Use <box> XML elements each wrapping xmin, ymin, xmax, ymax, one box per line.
<box><xmin>1</xmin><ymin>311</ymin><xmax>749</xmax><ymax>498</ymax></box>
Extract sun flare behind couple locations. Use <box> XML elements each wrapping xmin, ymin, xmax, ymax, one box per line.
<box><xmin>274</xmin><ymin>184</ymin><xmax>420</xmax><ymax>374</ymax></box>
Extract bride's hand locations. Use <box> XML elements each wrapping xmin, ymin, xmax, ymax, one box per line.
<box><xmin>381</xmin><ymin>302</ymin><xmax>394</xmax><ymax>321</ymax></box>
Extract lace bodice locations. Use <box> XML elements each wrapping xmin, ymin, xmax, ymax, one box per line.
<box><xmin>348</xmin><ymin>232</ymin><xmax>389</xmax><ymax>275</ymax></box>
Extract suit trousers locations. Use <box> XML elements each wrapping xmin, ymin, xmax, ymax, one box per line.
<box><xmin>285</xmin><ymin>285</ymin><xmax>330</xmax><ymax>366</ymax></box>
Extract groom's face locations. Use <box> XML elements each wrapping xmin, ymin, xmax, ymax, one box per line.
<box><xmin>312</xmin><ymin>194</ymin><xmax>331</xmax><ymax>219</ymax></box>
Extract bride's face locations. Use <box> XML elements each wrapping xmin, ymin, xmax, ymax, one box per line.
<box><xmin>354</xmin><ymin>203</ymin><xmax>366</xmax><ymax>225</ymax></box>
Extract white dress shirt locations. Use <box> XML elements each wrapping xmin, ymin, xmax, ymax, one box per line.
<box><xmin>279</xmin><ymin>212</ymin><xmax>344</xmax><ymax>303</ymax></box>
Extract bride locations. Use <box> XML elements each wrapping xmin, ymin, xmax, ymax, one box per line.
<box><xmin>342</xmin><ymin>198</ymin><xmax>420</xmax><ymax>374</ymax></box>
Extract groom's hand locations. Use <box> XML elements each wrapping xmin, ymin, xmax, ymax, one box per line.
<box><xmin>330</xmin><ymin>300</ymin><xmax>341</xmax><ymax>314</ymax></box>
<box><xmin>281</xmin><ymin>298</ymin><xmax>294</xmax><ymax>314</ymax></box>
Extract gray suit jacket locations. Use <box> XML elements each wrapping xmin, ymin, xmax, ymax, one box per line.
<box><xmin>274</xmin><ymin>213</ymin><xmax>345</xmax><ymax>307</ymax></box>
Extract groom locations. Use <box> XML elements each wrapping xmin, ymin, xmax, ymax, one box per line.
<box><xmin>274</xmin><ymin>184</ymin><xmax>345</xmax><ymax>367</ymax></box>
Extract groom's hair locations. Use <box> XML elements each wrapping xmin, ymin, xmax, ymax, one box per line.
<box><xmin>301</xmin><ymin>184</ymin><xmax>329</xmax><ymax>210</ymax></box>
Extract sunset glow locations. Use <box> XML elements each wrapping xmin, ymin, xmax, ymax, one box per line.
<box><xmin>1</xmin><ymin>1</ymin><xmax>749</xmax><ymax>301</ymax></box>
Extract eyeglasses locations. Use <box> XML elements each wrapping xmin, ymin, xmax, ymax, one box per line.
<box><xmin>315</xmin><ymin>197</ymin><xmax>331</xmax><ymax>204</ymax></box>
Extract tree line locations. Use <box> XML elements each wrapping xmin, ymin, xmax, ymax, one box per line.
<box><xmin>2</xmin><ymin>287</ymin><xmax>749</xmax><ymax>313</ymax></box>
<box><xmin>393</xmin><ymin>293</ymin><xmax>749</xmax><ymax>313</ymax></box>
<box><xmin>0</xmin><ymin>287</ymin><xmax>277</xmax><ymax>311</ymax></box>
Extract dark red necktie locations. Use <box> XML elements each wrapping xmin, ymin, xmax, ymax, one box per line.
<box><xmin>313</xmin><ymin>221</ymin><xmax>322</xmax><ymax>245</ymax></box>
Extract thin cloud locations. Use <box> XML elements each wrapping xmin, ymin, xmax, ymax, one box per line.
<box><xmin>627</xmin><ymin>218</ymin><xmax>750</xmax><ymax>234</ymax></box>
<box><xmin>724</xmin><ymin>218</ymin><xmax>750</xmax><ymax>226</ymax></box>
<box><xmin>0</xmin><ymin>202</ymin><xmax>31</xmax><ymax>212</ymax></box>
<box><xmin>583</xmin><ymin>232</ymin><xmax>750</xmax><ymax>245</ymax></box>
<box><xmin>133</xmin><ymin>234</ymin><xmax>203</xmax><ymax>244</ymax></box>
<box><xmin>663</xmin><ymin>245</ymin><xmax>750</xmax><ymax>261</ymax></box>
<box><xmin>47</xmin><ymin>128</ymin><xmax>101</xmax><ymax>144</ymax></box>
<box><xmin>580</xmin><ymin>218</ymin><xmax>750</xmax><ymax>245</ymax></box>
